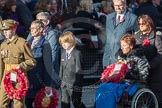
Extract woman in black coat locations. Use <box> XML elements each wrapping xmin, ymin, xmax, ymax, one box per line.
<box><xmin>73</xmin><ymin>0</ymin><xmax>99</xmax><ymax>35</ymax></box>
<box><xmin>134</xmin><ymin>0</ymin><xmax>162</xmax><ymax>26</ymax></box>
<box><xmin>134</xmin><ymin>14</ymin><xmax>162</xmax><ymax>107</ymax></box>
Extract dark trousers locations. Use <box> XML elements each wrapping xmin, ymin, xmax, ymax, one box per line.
<box><xmin>148</xmin><ymin>82</ymin><xmax>162</xmax><ymax>107</ymax></box>
<box><xmin>148</xmin><ymin>67</ymin><xmax>162</xmax><ymax>107</ymax></box>
<box><xmin>25</xmin><ymin>98</ymin><xmax>34</xmax><ymax>108</ymax></box>
<box><xmin>61</xmin><ymin>86</ymin><xmax>86</xmax><ymax>108</ymax></box>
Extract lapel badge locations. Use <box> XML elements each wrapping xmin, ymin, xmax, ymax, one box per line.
<box><xmin>67</xmin><ymin>54</ymin><xmax>71</xmax><ymax>60</ymax></box>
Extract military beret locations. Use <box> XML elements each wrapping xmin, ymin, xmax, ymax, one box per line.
<box><xmin>0</xmin><ymin>19</ymin><xmax>19</xmax><ymax>30</ymax></box>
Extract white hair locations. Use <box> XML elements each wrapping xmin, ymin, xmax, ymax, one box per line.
<box><xmin>113</xmin><ymin>0</ymin><xmax>127</xmax><ymax>4</ymax></box>
<box><xmin>36</xmin><ymin>12</ymin><xmax>51</xmax><ymax>20</ymax></box>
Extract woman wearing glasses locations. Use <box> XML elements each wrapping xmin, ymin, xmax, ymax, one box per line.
<box><xmin>134</xmin><ymin>14</ymin><xmax>162</xmax><ymax>107</ymax></box>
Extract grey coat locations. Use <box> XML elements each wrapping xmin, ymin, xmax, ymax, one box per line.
<box><xmin>59</xmin><ymin>48</ymin><xmax>83</xmax><ymax>88</ymax></box>
<box><xmin>134</xmin><ymin>31</ymin><xmax>162</xmax><ymax>68</ymax></box>
<box><xmin>103</xmin><ymin>11</ymin><xmax>138</xmax><ymax>67</ymax></box>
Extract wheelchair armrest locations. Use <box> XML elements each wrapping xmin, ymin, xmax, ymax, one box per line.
<box><xmin>122</xmin><ymin>79</ymin><xmax>147</xmax><ymax>85</ymax></box>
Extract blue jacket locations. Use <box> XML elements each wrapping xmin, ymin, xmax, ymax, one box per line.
<box><xmin>96</xmin><ymin>83</ymin><xmax>128</xmax><ymax>108</ymax></box>
<box><xmin>27</xmin><ymin>25</ymin><xmax>60</xmax><ymax>88</ymax></box>
<box><xmin>27</xmin><ymin>25</ymin><xmax>60</xmax><ymax>73</ymax></box>
<box><xmin>96</xmin><ymin>82</ymin><xmax>138</xmax><ymax>108</ymax></box>
<box><xmin>26</xmin><ymin>36</ymin><xmax>53</xmax><ymax>98</ymax></box>
<box><xmin>103</xmin><ymin>11</ymin><xmax>138</xmax><ymax>67</ymax></box>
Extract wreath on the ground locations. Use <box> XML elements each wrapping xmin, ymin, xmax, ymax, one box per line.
<box><xmin>34</xmin><ymin>88</ymin><xmax>59</xmax><ymax>108</ymax></box>
<box><xmin>101</xmin><ymin>61</ymin><xmax>128</xmax><ymax>83</ymax></box>
<box><xmin>3</xmin><ymin>68</ymin><xmax>28</xmax><ymax>100</ymax></box>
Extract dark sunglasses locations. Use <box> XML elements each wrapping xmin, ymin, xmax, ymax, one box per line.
<box><xmin>138</xmin><ymin>22</ymin><xmax>146</xmax><ymax>26</ymax></box>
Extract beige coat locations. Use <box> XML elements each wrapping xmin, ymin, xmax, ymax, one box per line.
<box><xmin>0</xmin><ymin>35</ymin><xmax>36</xmax><ymax>84</ymax></box>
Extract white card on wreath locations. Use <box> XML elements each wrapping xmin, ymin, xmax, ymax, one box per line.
<box><xmin>10</xmin><ymin>72</ymin><xmax>17</xmax><ymax>82</ymax></box>
<box><xmin>114</xmin><ymin>64</ymin><xmax>122</xmax><ymax>71</ymax></box>
<box><xmin>91</xmin><ymin>35</ymin><xmax>98</xmax><ymax>41</ymax></box>
<box><xmin>45</xmin><ymin>89</ymin><xmax>53</xmax><ymax>97</ymax></box>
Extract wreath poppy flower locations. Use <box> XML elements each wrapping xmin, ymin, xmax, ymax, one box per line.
<box><xmin>3</xmin><ymin>68</ymin><xmax>28</xmax><ymax>100</ymax></box>
<box><xmin>101</xmin><ymin>62</ymin><xmax>128</xmax><ymax>83</ymax></box>
<box><xmin>34</xmin><ymin>88</ymin><xmax>59</xmax><ymax>108</ymax></box>
<box><xmin>142</xmin><ymin>39</ymin><xmax>150</xmax><ymax>46</ymax></box>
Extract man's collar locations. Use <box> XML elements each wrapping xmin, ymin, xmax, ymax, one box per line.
<box><xmin>116</xmin><ymin>10</ymin><xmax>126</xmax><ymax>17</ymax></box>
<box><xmin>66</xmin><ymin>46</ymin><xmax>74</xmax><ymax>54</ymax></box>
<box><xmin>6</xmin><ymin>35</ymin><xmax>18</xmax><ymax>44</ymax></box>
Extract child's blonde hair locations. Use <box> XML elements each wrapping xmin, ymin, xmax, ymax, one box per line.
<box><xmin>59</xmin><ymin>31</ymin><xmax>76</xmax><ymax>47</ymax></box>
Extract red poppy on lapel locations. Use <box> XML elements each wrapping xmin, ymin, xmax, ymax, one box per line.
<box><xmin>142</xmin><ymin>39</ymin><xmax>150</xmax><ymax>46</ymax></box>
<box><xmin>26</xmin><ymin>42</ymin><xmax>31</xmax><ymax>48</ymax></box>
<box><xmin>120</xmin><ymin>18</ymin><xmax>125</xmax><ymax>23</ymax></box>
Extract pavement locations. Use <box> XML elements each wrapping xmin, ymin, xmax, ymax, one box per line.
<box><xmin>57</xmin><ymin>86</ymin><xmax>98</xmax><ymax>108</ymax></box>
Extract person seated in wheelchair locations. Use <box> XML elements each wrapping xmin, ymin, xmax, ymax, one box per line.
<box><xmin>96</xmin><ymin>34</ymin><xmax>150</xmax><ymax>108</ymax></box>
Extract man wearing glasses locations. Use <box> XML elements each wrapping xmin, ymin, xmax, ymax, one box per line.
<box><xmin>103</xmin><ymin>0</ymin><xmax>138</xmax><ymax>68</ymax></box>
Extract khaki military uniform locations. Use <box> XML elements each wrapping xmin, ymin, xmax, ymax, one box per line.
<box><xmin>0</xmin><ymin>35</ymin><xmax>36</xmax><ymax>108</ymax></box>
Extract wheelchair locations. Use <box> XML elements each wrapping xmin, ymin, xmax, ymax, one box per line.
<box><xmin>118</xmin><ymin>79</ymin><xmax>159</xmax><ymax>108</ymax></box>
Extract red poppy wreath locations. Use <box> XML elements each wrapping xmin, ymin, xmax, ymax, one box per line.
<box><xmin>101</xmin><ymin>61</ymin><xmax>128</xmax><ymax>83</ymax></box>
<box><xmin>3</xmin><ymin>68</ymin><xmax>28</xmax><ymax>100</ymax></box>
<box><xmin>34</xmin><ymin>88</ymin><xmax>59</xmax><ymax>108</ymax></box>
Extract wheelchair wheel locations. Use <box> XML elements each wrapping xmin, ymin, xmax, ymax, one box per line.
<box><xmin>131</xmin><ymin>88</ymin><xmax>158</xmax><ymax>108</ymax></box>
